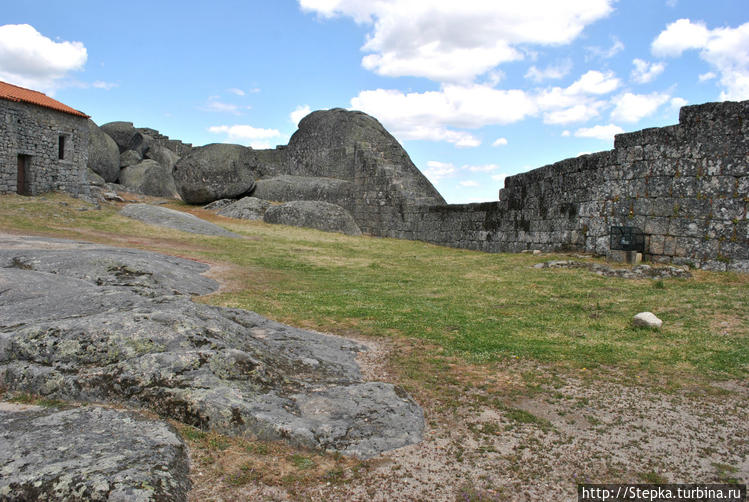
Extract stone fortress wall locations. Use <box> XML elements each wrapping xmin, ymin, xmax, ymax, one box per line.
<box><xmin>379</xmin><ymin>100</ymin><xmax>748</xmax><ymax>272</ymax></box>
<box><xmin>0</xmin><ymin>99</ymin><xmax>90</xmax><ymax>196</ymax></box>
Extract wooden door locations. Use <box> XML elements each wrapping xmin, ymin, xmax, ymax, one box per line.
<box><xmin>17</xmin><ymin>155</ymin><xmax>29</xmax><ymax>195</ymax></box>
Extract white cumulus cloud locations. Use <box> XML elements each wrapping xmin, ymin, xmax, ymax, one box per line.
<box><xmin>462</xmin><ymin>164</ymin><xmax>501</xmax><ymax>173</ymax></box>
<box><xmin>610</xmin><ymin>92</ymin><xmax>670</xmax><ymax>123</ymax></box>
<box><xmin>492</xmin><ymin>137</ymin><xmax>508</xmax><ymax>147</ymax></box>
<box><xmin>351</xmin><ymin>84</ymin><xmax>538</xmax><ymax>147</ymax></box>
<box><xmin>670</xmin><ymin>97</ymin><xmax>688</xmax><ymax>109</ymax></box>
<box><xmin>291</xmin><ymin>105</ymin><xmax>312</xmax><ymax>125</ymax></box>
<box><xmin>300</xmin><ymin>0</ymin><xmax>615</xmax><ymax>83</ymax></box>
<box><xmin>652</xmin><ymin>19</ymin><xmax>749</xmax><ymax>100</ymax></box>
<box><xmin>631</xmin><ymin>59</ymin><xmax>665</xmax><ymax>84</ymax></box>
<box><xmin>423</xmin><ymin>160</ymin><xmax>456</xmax><ymax>183</ymax></box>
<box><xmin>0</xmin><ymin>24</ymin><xmax>87</xmax><ymax>92</ymax></box>
<box><xmin>208</xmin><ymin>125</ymin><xmax>281</xmax><ymax>149</ymax></box>
<box><xmin>459</xmin><ymin>180</ymin><xmax>480</xmax><ymax>187</ymax></box>
<box><xmin>574</xmin><ymin>124</ymin><xmax>624</xmax><ymax>141</ymax></box>
<box><xmin>525</xmin><ymin>59</ymin><xmax>573</xmax><ymax>82</ymax></box>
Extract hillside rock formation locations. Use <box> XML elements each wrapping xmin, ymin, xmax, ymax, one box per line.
<box><xmin>165</xmin><ymin>108</ymin><xmax>445</xmax><ymax>235</ymax></box>
<box><xmin>0</xmin><ymin>235</ymin><xmax>424</xmax><ymax>459</ymax></box>
<box><xmin>264</xmin><ymin>200</ymin><xmax>362</xmax><ymax>236</ymax></box>
<box><xmin>91</xmin><ymin>121</ymin><xmax>189</xmax><ymax>199</ymax></box>
<box><xmin>172</xmin><ymin>143</ymin><xmax>257</xmax><ymax>204</ymax></box>
<box><xmin>0</xmin><ymin>404</ymin><xmax>191</xmax><ymax>501</ymax></box>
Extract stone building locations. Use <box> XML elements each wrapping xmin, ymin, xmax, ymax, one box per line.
<box><xmin>0</xmin><ymin>80</ymin><xmax>90</xmax><ymax>196</ymax></box>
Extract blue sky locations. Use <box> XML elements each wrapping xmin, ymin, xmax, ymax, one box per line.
<box><xmin>2</xmin><ymin>1</ymin><xmax>747</xmax><ymax>203</ymax></box>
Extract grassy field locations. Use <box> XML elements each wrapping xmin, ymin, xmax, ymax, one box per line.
<box><xmin>2</xmin><ymin>192</ymin><xmax>748</xmax><ymax>500</ymax></box>
<box><xmin>1</xmin><ymin>192</ymin><xmax>747</xmax><ymax>384</ymax></box>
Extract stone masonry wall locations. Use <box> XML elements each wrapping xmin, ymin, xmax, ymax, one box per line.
<box><xmin>383</xmin><ymin>100</ymin><xmax>748</xmax><ymax>272</ymax></box>
<box><xmin>0</xmin><ymin>99</ymin><xmax>90</xmax><ymax>197</ymax></box>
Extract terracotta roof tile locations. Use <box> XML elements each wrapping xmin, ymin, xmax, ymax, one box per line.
<box><xmin>0</xmin><ymin>80</ymin><xmax>89</xmax><ymax>118</ymax></box>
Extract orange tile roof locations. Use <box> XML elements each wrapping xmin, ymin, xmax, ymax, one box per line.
<box><xmin>0</xmin><ymin>80</ymin><xmax>89</xmax><ymax>118</ymax></box>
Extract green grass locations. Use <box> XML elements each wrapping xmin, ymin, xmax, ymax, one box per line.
<box><xmin>2</xmin><ymin>193</ymin><xmax>747</xmax><ymax>383</ymax></box>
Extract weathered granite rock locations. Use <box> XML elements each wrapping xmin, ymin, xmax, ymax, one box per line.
<box><xmin>203</xmin><ymin>199</ymin><xmax>235</xmax><ymax>211</ymax></box>
<box><xmin>172</xmin><ymin>143</ymin><xmax>257</xmax><ymax>204</ymax></box>
<box><xmin>264</xmin><ymin>200</ymin><xmax>362</xmax><ymax>236</ymax></box>
<box><xmin>217</xmin><ymin>197</ymin><xmax>270</xmax><ymax>220</ymax></box>
<box><xmin>0</xmin><ymin>404</ymin><xmax>191</xmax><ymax>501</ymax></box>
<box><xmin>128</xmin><ymin>131</ymin><xmax>155</xmax><ymax>157</ymax></box>
<box><xmin>119</xmin><ymin>160</ymin><xmax>179</xmax><ymax>198</ymax></box>
<box><xmin>633</xmin><ymin>312</ymin><xmax>663</xmax><ymax>328</ymax></box>
<box><xmin>0</xmin><ymin>235</ymin><xmax>423</xmax><ymax>458</ymax></box>
<box><xmin>87</xmin><ymin>168</ymin><xmax>106</xmax><ymax>187</ymax></box>
<box><xmin>120</xmin><ymin>204</ymin><xmax>239</xmax><ymax>238</ymax></box>
<box><xmin>87</xmin><ymin>119</ymin><xmax>121</xmax><ymax>182</ymax></box>
<box><xmin>146</xmin><ymin>144</ymin><xmax>180</xmax><ymax>173</ymax></box>
<box><xmin>287</xmin><ymin>109</ymin><xmax>445</xmax><ymax>206</ymax></box>
<box><xmin>101</xmin><ymin>121</ymin><xmax>139</xmax><ymax>154</ymax></box>
<box><xmin>0</xmin><ymin>237</ymin><xmax>218</xmax><ymax>297</ymax></box>
<box><xmin>120</xmin><ymin>149</ymin><xmax>143</xmax><ymax>168</ymax></box>
<box><xmin>252</xmin><ymin>175</ymin><xmax>355</xmax><ymax>205</ymax></box>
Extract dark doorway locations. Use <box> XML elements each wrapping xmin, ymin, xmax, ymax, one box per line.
<box><xmin>17</xmin><ymin>154</ymin><xmax>31</xmax><ymax>195</ymax></box>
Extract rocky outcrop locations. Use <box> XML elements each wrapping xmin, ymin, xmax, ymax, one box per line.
<box><xmin>120</xmin><ymin>203</ymin><xmax>240</xmax><ymax>238</ymax></box>
<box><xmin>86</xmin><ymin>119</ymin><xmax>120</xmax><ymax>182</ymax></box>
<box><xmin>264</xmin><ymin>200</ymin><xmax>362</xmax><ymax>236</ymax></box>
<box><xmin>177</xmin><ymin>108</ymin><xmax>446</xmax><ymax>235</ymax></box>
<box><xmin>0</xmin><ymin>404</ymin><xmax>191</xmax><ymax>501</ymax></box>
<box><xmin>0</xmin><ymin>235</ymin><xmax>423</xmax><ymax>458</ymax></box>
<box><xmin>119</xmin><ymin>160</ymin><xmax>179</xmax><ymax>198</ymax></box>
<box><xmin>172</xmin><ymin>144</ymin><xmax>257</xmax><ymax>204</ymax></box>
<box><xmin>217</xmin><ymin>196</ymin><xmax>270</xmax><ymax>220</ymax></box>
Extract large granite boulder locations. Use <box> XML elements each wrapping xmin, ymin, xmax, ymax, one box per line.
<box><xmin>120</xmin><ymin>204</ymin><xmax>240</xmax><ymax>238</ymax></box>
<box><xmin>86</xmin><ymin>119</ymin><xmax>120</xmax><ymax>182</ymax></box>
<box><xmin>119</xmin><ymin>159</ymin><xmax>179</xmax><ymax>198</ymax></box>
<box><xmin>172</xmin><ymin>144</ymin><xmax>257</xmax><ymax>204</ymax></box>
<box><xmin>217</xmin><ymin>196</ymin><xmax>270</xmax><ymax>220</ymax></box>
<box><xmin>252</xmin><ymin>175</ymin><xmax>355</xmax><ymax>205</ymax></box>
<box><xmin>0</xmin><ymin>235</ymin><xmax>424</xmax><ymax>458</ymax></box>
<box><xmin>100</xmin><ymin>121</ymin><xmax>139</xmax><ymax>153</ymax></box>
<box><xmin>286</xmin><ymin>108</ymin><xmax>445</xmax><ymax>207</ymax></box>
<box><xmin>0</xmin><ymin>404</ymin><xmax>191</xmax><ymax>501</ymax></box>
<box><xmin>263</xmin><ymin>200</ymin><xmax>362</xmax><ymax>236</ymax></box>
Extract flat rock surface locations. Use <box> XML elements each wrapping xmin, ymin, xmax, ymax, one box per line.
<box><xmin>533</xmin><ymin>260</ymin><xmax>692</xmax><ymax>279</ymax></box>
<box><xmin>0</xmin><ymin>404</ymin><xmax>191</xmax><ymax>501</ymax></box>
<box><xmin>120</xmin><ymin>204</ymin><xmax>240</xmax><ymax>238</ymax></box>
<box><xmin>0</xmin><ymin>234</ymin><xmax>424</xmax><ymax>459</ymax></box>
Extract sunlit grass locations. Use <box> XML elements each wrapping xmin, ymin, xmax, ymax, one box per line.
<box><xmin>2</xmin><ymin>193</ymin><xmax>747</xmax><ymax>382</ymax></box>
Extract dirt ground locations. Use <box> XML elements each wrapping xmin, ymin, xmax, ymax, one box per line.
<box><xmin>186</xmin><ymin>333</ymin><xmax>749</xmax><ymax>502</ymax></box>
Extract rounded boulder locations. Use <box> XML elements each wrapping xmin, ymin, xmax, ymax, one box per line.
<box><xmin>86</xmin><ymin>119</ymin><xmax>120</xmax><ymax>182</ymax></box>
<box><xmin>217</xmin><ymin>196</ymin><xmax>271</xmax><ymax>220</ymax></box>
<box><xmin>120</xmin><ymin>159</ymin><xmax>179</xmax><ymax>198</ymax></box>
<box><xmin>172</xmin><ymin>143</ymin><xmax>257</xmax><ymax>204</ymax></box>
